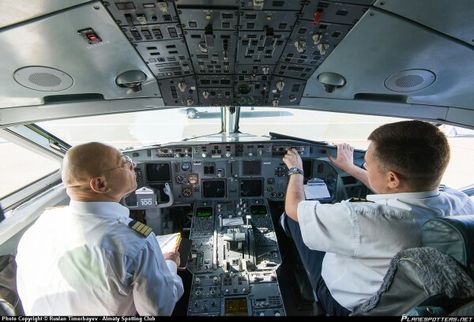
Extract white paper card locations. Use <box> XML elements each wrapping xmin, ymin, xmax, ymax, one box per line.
<box><xmin>156</xmin><ymin>232</ymin><xmax>181</xmax><ymax>253</ymax></box>
<box><xmin>222</xmin><ymin>217</ymin><xmax>244</xmax><ymax>227</ymax></box>
<box><xmin>304</xmin><ymin>178</ymin><xmax>330</xmax><ymax>200</ymax></box>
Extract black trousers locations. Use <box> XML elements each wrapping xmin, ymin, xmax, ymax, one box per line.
<box><xmin>282</xmin><ymin>213</ymin><xmax>351</xmax><ymax>316</ymax></box>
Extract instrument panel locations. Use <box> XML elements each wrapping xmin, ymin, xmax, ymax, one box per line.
<box><xmin>124</xmin><ymin>140</ymin><xmax>361</xmax><ymax>205</ymax></box>
<box><xmin>122</xmin><ymin>139</ymin><xmax>367</xmax><ymax>316</ymax></box>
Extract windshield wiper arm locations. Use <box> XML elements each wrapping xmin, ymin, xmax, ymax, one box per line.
<box><xmin>269</xmin><ymin>132</ymin><xmax>328</xmax><ymax>145</ymax></box>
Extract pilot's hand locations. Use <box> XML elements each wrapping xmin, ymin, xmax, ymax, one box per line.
<box><xmin>283</xmin><ymin>148</ymin><xmax>303</xmax><ymax>169</ymax></box>
<box><xmin>163</xmin><ymin>250</ymin><xmax>181</xmax><ymax>268</ymax></box>
<box><xmin>328</xmin><ymin>143</ymin><xmax>355</xmax><ymax>172</ymax></box>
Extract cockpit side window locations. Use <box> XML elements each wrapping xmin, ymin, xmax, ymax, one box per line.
<box><xmin>0</xmin><ymin>138</ymin><xmax>60</xmax><ymax>201</ymax></box>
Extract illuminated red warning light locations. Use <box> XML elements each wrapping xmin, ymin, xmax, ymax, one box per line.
<box><xmin>78</xmin><ymin>28</ymin><xmax>102</xmax><ymax>44</ymax></box>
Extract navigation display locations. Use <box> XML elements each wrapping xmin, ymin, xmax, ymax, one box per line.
<box><xmin>146</xmin><ymin>163</ymin><xmax>171</xmax><ymax>181</ymax></box>
<box><xmin>202</xmin><ymin>180</ymin><xmax>226</xmax><ymax>198</ymax></box>
<box><xmin>240</xmin><ymin>179</ymin><xmax>263</xmax><ymax>197</ymax></box>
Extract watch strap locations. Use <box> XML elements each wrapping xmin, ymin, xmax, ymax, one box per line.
<box><xmin>288</xmin><ymin>167</ymin><xmax>304</xmax><ymax>176</ymax></box>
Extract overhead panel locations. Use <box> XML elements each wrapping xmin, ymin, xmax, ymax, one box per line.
<box><xmin>180</xmin><ymin>5</ymin><xmax>234</xmax><ymax>107</ymax></box>
<box><xmin>134</xmin><ymin>40</ymin><xmax>193</xmax><ymax>78</ymax></box>
<box><xmin>121</xmin><ymin>22</ymin><xmax>181</xmax><ymax>42</ymax></box>
<box><xmin>239</xmin><ymin>0</ymin><xmax>301</xmax><ymax>11</ymax></box>
<box><xmin>234</xmin><ymin>73</ymin><xmax>269</xmax><ymax>107</ymax></box>
<box><xmin>239</xmin><ymin>10</ymin><xmax>295</xmax><ymax>32</ymax></box>
<box><xmin>2</xmin><ymin>0</ymin><xmax>474</xmax><ymax>127</ymax></box>
<box><xmin>175</xmin><ymin>0</ymin><xmax>238</xmax><ymax>6</ymax></box>
<box><xmin>179</xmin><ymin>8</ymin><xmax>238</xmax><ymax>30</ymax></box>
<box><xmin>103</xmin><ymin>0</ymin><xmax>372</xmax><ymax>108</ymax></box>
<box><xmin>184</xmin><ymin>30</ymin><xmax>237</xmax><ymax>74</ymax></box>
<box><xmin>158</xmin><ymin>76</ymin><xmax>198</xmax><ymax>107</ymax></box>
<box><xmin>300</xmin><ymin>0</ymin><xmax>369</xmax><ymax>24</ymax></box>
<box><xmin>237</xmin><ymin>28</ymin><xmax>291</xmax><ymax>66</ymax></box>
<box><xmin>0</xmin><ymin>1</ymin><xmax>160</xmax><ymax>109</ymax></box>
<box><xmin>195</xmin><ymin>76</ymin><xmax>234</xmax><ymax>107</ymax></box>
<box><xmin>275</xmin><ymin>20</ymin><xmax>351</xmax><ymax>80</ymax></box>
<box><xmin>105</xmin><ymin>0</ymin><xmax>180</xmax><ymax>26</ymax></box>
<box><xmin>270</xmin><ymin>0</ymin><xmax>368</xmax><ymax>107</ymax></box>
<box><xmin>236</xmin><ymin>8</ymin><xmax>295</xmax><ymax>108</ymax></box>
<box><xmin>301</xmin><ymin>8</ymin><xmax>474</xmax><ymax>110</ymax></box>
<box><xmin>234</xmin><ymin>65</ymin><xmax>272</xmax><ymax>107</ymax></box>
<box><xmin>268</xmin><ymin>78</ymin><xmax>306</xmax><ymax>106</ymax></box>
<box><xmin>104</xmin><ymin>0</ymin><xmax>194</xmax><ymax>108</ymax></box>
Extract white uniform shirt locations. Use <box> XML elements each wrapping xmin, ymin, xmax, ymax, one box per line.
<box><xmin>16</xmin><ymin>201</ymin><xmax>184</xmax><ymax>315</ymax></box>
<box><xmin>297</xmin><ymin>187</ymin><xmax>474</xmax><ymax>311</ymax></box>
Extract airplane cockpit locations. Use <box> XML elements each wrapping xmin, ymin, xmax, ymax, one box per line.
<box><xmin>1</xmin><ymin>0</ymin><xmax>474</xmax><ymax>317</ymax></box>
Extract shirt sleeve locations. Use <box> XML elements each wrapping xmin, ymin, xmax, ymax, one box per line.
<box><xmin>132</xmin><ymin>236</ymin><xmax>184</xmax><ymax>315</ymax></box>
<box><xmin>297</xmin><ymin>200</ymin><xmax>360</xmax><ymax>256</ymax></box>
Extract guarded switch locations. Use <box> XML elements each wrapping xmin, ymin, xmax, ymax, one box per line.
<box><xmin>78</xmin><ymin>28</ymin><xmax>102</xmax><ymax>44</ymax></box>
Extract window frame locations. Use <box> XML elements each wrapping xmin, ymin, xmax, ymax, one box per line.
<box><xmin>0</xmin><ymin>125</ymin><xmax>66</xmax><ymax>211</ymax></box>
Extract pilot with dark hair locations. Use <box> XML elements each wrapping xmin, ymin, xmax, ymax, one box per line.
<box><xmin>282</xmin><ymin>120</ymin><xmax>474</xmax><ymax>315</ymax></box>
<box><xmin>16</xmin><ymin>142</ymin><xmax>183</xmax><ymax>315</ymax></box>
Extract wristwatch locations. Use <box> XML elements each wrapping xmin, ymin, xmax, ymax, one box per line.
<box><xmin>287</xmin><ymin>167</ymin><xmax>304</xmax><ymax>176</ymax></box>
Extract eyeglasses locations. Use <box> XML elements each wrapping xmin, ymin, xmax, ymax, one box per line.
<box><xmin>122</xmin><ymin>155</ymin><xmax>136</xmax><ymax>168</ymax></box>
<box><xmin>103</xmin><ymin>155</ymin><xmax>136</xmax><ymax>173</ymax></box>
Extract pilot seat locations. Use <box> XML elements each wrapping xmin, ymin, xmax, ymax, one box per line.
<box><xmin>352</xmin><ymin>215</ymin><xmax>474</xmax><ymax>316</ymax></box>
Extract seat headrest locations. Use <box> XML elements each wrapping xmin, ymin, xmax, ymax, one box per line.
<box><xmin>421</xmin><ymin>215</ymin><xmax>474</xmax><ymax>276</ymax></box>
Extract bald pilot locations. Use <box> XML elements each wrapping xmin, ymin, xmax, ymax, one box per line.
<box><xmin>16</xmin><ymin>142</ymin><xmax>183</xmax><ymax>315</ymax></box>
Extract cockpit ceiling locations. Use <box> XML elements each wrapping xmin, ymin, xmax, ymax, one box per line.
<box><xmin>0</xmin><ymin>0</ymin><xmax>473</xmax><ymax>128</ymax></box>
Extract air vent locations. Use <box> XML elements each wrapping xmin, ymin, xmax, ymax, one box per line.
<box><xmin>384</xmin><ymin>69</ymin><xmax>436</xmax><ymax>93</ymax></box>
<box><xmin>13</xmin><ymin>66</ymin><xmax>73</xmax><ymax>92</ymax></box>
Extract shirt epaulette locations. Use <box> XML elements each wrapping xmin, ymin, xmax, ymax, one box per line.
<box><xmin>348</xmin><ymin>197</ymin><xmax>374</xmax><ymax>203</ymax></box>
<box><xmin>128</xmin><ymin>220</ymin><xmax>153</xmax><ymax>237</ymax></box>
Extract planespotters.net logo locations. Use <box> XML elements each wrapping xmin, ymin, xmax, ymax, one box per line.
<box><xmin>401</xmin><ymin>316</ymin><xmax>473</xmax><ymax>322</ymax></box>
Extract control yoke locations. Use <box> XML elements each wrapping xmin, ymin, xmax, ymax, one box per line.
<box><xmin>157</xmin><ymin>182</ymin><xmax>174</xmax><ymax>208</ymax></box>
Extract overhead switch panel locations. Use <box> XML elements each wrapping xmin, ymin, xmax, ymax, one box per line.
<box><xmin>103</xmin><ymin>0</ymin><xmax>373</xmax><ymax>106</ymax></box>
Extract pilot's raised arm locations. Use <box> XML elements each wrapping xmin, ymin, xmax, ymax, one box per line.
<box><xmin>328</xmin><ymin>143</ymin><xmax>371</xmax><ymax>190</ymax></box>
<box><xmin>16</xmin><ymin>142</ymin><xmax>183</xmax><ymax>315</ymax></box>
<box><xmin>280</xmin><ymin>121</ymin><xmax>474</xmax><ymax>316</ymax></box>
<box><xmin>282</xmin><ymin>148</ymin><xmax>305</xmax><ymax>221</ymax></box>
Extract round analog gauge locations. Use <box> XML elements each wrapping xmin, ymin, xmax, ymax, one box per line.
<box><xmin>182</xmin><ymin>187</ymin><xmax>193</xmax><ymax>197</ymax></box>
<box><xmin>188</xmin><ymin>174</ymin><xmax>199</xmax><ymax>185</ymax></box>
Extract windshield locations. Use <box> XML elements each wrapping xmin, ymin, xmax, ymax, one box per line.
<box><xmin>38</xmin><ymin>107</ymin><xmax>221</xmax><ymax>149</ymax></box>
<box><xmin>37</xmin><ymin>107</ymin><xmax>474</xmax><ymax>189</ymax></box>
<box><xmin>238</xmin><ymin>107</ymin><xmax>405</xmax><ymax>149</ymax></box>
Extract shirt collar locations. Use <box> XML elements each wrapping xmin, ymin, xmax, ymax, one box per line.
<box><xmin>367</xmin><ymin>190</ymin><xmax>439</xmax><ymax>202</ymax></box>
<box><xmin>69</xmin><ymin>200</ymin><xmax>130</xmax><ymax>221</ymax></box>
<box><xmin>366</xmin><ymin>190</ymin><xmax>440</xmax><ymax>210</ymax></box>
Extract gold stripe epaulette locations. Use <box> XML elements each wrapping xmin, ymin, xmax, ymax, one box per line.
<box><xmin>348</xmin><ymin>197</ymin><xmax>374</xmax><ymax>203</ymax></box>
<box><xmin>128</xmin><ymin>220</ymin><xmax>153</xmax><ymax>237</ymax></box>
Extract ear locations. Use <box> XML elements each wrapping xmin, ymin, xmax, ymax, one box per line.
<box><xmin>89</xmin><ymin>176</ymin><xmax>109</xmax><ymax>193</ymax></box>
<box><xmin>386</xmin><ymin>170</ymin><xmax>401</xmax><ymax>190</ymax></box>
